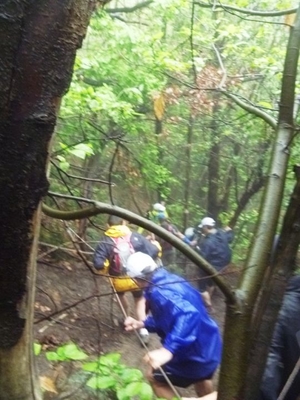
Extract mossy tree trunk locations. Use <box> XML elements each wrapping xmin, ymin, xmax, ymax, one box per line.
<box><xmin>0</xmin><ymin>1</ymin><xmax>95</xmax><ymax>399</ymax></box>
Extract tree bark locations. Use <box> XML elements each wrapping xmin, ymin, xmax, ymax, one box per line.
<box><xmin>0</xmin><ymin>1</ymin><xmax>95</xmax><ymax>398</ymax></box>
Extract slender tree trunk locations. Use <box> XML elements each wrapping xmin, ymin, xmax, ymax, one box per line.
<box><xmin>0</xmin><ymin>1</ymin><xmax>95</xmax><ymax>398</ymax></box>
<box><xmin>207</xmin><ymin>102</ymin><xmax>221</xmax><ymax>218</ymax></box>
<box><xmin>182</xmin><ymin>114</ymin><xmax>194</xmax><ymax>229</ymax></box>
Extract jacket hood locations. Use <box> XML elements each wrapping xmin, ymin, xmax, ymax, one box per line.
<box><xmin>105</xmin><ymin>225</ymin><xmax>131</xmax><ymax>238</ymax></box>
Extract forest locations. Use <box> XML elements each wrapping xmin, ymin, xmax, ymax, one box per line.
<box><xmin>0</xmin><ymin>0</ymin><xmax>300</xmax><ymax>399</ymax></box>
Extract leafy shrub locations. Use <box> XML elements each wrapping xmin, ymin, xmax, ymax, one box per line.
<box><xmin>43</xmin><ymin>343</ymin><xmax>153</xmax><ymax>400</ymax></box>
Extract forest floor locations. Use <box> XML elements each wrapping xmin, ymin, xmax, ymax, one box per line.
<box><xmin>34</xmin><ymin>250</ymin><xmax>237</xmax><ymax>400</ymax></box>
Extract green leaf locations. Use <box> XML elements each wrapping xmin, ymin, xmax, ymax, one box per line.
<box><xmin>56</xmin><ymin>155</ymin><xmax>70</xmax><ymax>171</ymax></box>
<box><xmin>45</xmin><ymin>351</ymin><xmax>61</xmax><ymax>362</ymax></box>
<box><xmin>82</xmin><ymin>362</ymin><xmax>99</xmax><ymax>372</ymax></box>
<box><xmin>116</xmin><ymin>387</ymin><xmax>130</xmax><ymax>400</ymax></box>
<box><xmin>82</xmin><ymin>362</ymin><xmax>110</xmax><ymax>374</ymax></box>
<box><xmin>121</xmin><ymin>368</ymin><xmax>143</xmax><ymax>383</ymax></box>
<box><xmin>124</xmin><ymin>381</ymin><xmax>153</xmax><ymax>399</ymax></box>
<box><xmin>98</xmin><ymin>352</ymin><xmax>121</xmax><ymax>367</ymax></box>
<box><xmin>69</xmin><ymin>143</ymin><xmax>94</xmax><ymax>159</ymax></box>
<box><xmin>86</xmin><ymin>375</ymin><xmax>116</xmax><ymax>389</ymax></box>
<box><xmin>33</xmin><ymin>343</ymin><xmax>42</xmax><ymax>356</ymax></box>
<box><xmin>138</xmin><ymin>382</ymin><xmax>154</xmax><ymax>400</ymax></box>
<box><xmin>61</xmin><ymin>343</ymin><xmax>88</xmax><ymax>360</ymax></box>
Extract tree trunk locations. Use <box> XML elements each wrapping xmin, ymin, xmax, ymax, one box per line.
<box><xmin>182</xmin><ymin>114</ymin><xmax>194</xmax><ymax>230</ymax></box>
<box><xmin>245</xmin><ymin>166</ymin><xmax>300</xmax><ymax>399</ymax></box>
<box><xmin>0</xmin><ymin>1</ymin><xmax>95</xmax><ymax>398</ymax></box>
<box><xmin>218</xmin><ymin>4</ymin><xmax>300</xmax><ymax>399</ymax></box>
<box><xmin>207</xmin><ymin>102</ymin><xmax>221</xmax><ymax>218</ymax></box>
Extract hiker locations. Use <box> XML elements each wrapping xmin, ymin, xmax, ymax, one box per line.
<box><xmin>93</xmin><ymin>215</ymin><xmax>159</xmax><ymax>343</ymax></box>
<box><xmin>124</xmin><ymin>252</ymin><xmax>222</xmax><ymax>400</ymax></box>
<box><xmin>148</xmin><ymin>202</ymin><xmax>168</xmax><ymax>223</ymax></box>
<box><xmin>155</xmin><ymin>216</ymin><xmax>186</xmax><ymax>267</ymax></box>
<box><xmin>195</xmin><ymin>217</ymin><xmax>234</xmax><ymax>310</ymax></box>
<box><xmin>138</xmin><ymin>202</ymin><xmax>168</xmax><ymax>236</ymax></box>
<box><xmin>259</xmin><ymin>274</ymin><xmax>300</xmax><ymax>400</ymax></box>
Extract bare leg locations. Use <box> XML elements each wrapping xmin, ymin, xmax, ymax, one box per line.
<box><xmin>194</xmin><ymin>379</ymin><xmax>214</xmax><ymax>397</ymax></box>
<box><xmin>208</xmin><ymin>285</ymin><xmax>215</xmax><ymax>298</ymax></box>
<box><xmin>146</xmin><ymin>369</ymin><xmax>181</xmax><ymax>400</ymax></box>
<box><xmin>201</xmin><ymin>291</ymin><xmax>212</xmax><ymax>308</ymax></box>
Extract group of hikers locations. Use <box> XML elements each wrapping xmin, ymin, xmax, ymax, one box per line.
<box><xmin>93</xmin><ymin>204</ymin><xmax>232</xmax><ymax>400</ymax></box>
<box><xmin>93</xmin><ymin>203</ymin><xmax>300</xmax><ymax>400</ymax></box>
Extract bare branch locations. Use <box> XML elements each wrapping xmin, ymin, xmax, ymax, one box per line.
<box><xmin>166</xmin><ymin>69</ymin><xmax>277</xmax><ymax>127</ymax></box>
<box><xmin>194</xmin><ymin>1</ymin><xmax>298</xmax><ymax>17</ymax></box>
<box><xmin>220</xmin><ymin>90</ymin><xmax>277</xmax><ymax>129</ymax></box>
<box><xmin>105</xmin><ymin>0</ymin><xmax>154</xmax><ymax>14</ymax></box>
<box><xmin>51</xmin><ymin>161</ymin><xmax>115</xmax><ymax>186</ymax></box>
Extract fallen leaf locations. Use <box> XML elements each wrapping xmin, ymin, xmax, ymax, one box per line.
<box><xmin>40</xmin><ymin>376</ymin><xmax>58</xmax><ymax>394</ymax></box>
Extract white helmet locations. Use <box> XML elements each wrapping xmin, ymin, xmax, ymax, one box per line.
<box><xmin>198</xmin><ymin>217</ymin><xmax>216</xmax><ymax>228</ymax></box>
<box><xmin>125</xmin><ymin>252</ymin><xmax>158</xmax><ymax>278</ymax></box>
<box><xmin>153</xmin><ymin>203</ymin><xmax>166</xmax><ymax>212</ymax></box>
<box><xmin>184</xmin><ymin>227</ymin><xmax>195</xmax><ymax>239</ymax></box>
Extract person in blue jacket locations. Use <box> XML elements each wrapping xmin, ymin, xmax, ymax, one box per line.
<box><xmin>124</xmin><ymin>252</ymin><xmax>222</xmax><ymax>400</ymax></box>
<box><xmin>195</xmin><ymin>217</ymin><xmax>234</xmax><ymax>310</ymax></box>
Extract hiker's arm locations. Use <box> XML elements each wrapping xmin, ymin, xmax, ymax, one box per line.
<box><xmin>197</xmin><ymin>239</ymin><xmax>211</xmax><ymax>260</ymax></box>
<box><xmin>124</xmin><ymin>316</ymin><xmax>160</xmax><ymax>334</ymax></box>
<box><xmin>143</xmin><ymin>347</ymin><xmax>173</xmax><ymax>369</ymax></box>
<box><xmin>94</xmin><ymin>241</ymin><xmax>110</xmax><ymax>270</ymax></box>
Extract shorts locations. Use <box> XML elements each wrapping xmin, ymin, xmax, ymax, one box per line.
<box><xmin>153</xmin><ymin>367</ymin><xmax>213</xmax><ymax>388</ymax></box>
<box><xmin>111</xmin><ymin>276</ymin><xmax>141</xmax><ymax>295</ymax></box>
<box><xmin>117</xmin><ymin>288</ymin><xmax>143</xmax><ymax>298</ymax></box>
<box><xmin>197</xmin><ymin>268</ymin><xmax>214</xmax><ymax>292</ymax></box>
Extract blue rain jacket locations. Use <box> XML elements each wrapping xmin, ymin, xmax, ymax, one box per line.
<box><xmin>198</xmin><ymin>229</ymin><xmax>233</xmax><ymax>270</ymax></box>
<box><xmin>144</xmin><ymin>268</ymin><xmax>222</xmax><ymax>379</ymax></box>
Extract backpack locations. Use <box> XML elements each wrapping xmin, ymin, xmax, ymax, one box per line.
<box><xmin>111</xmin><ymin>234</ymin><xmax>135</xmax><ymax>275</ymax></box>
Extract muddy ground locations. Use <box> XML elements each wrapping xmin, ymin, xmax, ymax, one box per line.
<box><xmin>34</xmin><ymin>250</ymin><xmax>234</xmax><ymax>399</ymax></box>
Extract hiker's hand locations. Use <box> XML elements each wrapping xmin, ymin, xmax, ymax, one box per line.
<box><xmin>143</xmin><ymin>347</ymin><xmax>173</xmax><ymax>369</ymax></box>
<box><xmin>124</xmin><ymin>317</ymin><xmax>144</xmax><ymax>331</ymax></box>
